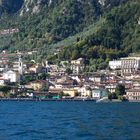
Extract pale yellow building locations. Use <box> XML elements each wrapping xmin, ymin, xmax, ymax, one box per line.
<box><xmin>26</xmin><ymin>80</ymin><xmax>48</xmax><ymax>91</ymax></box>
<box><xmin>63</xmin><ymin>89</ymin><xmax>78</xmax><ymax>97</ymax></box>
<box><xmin>78</xmin><ymin>86</ymin><xmax>92</xmax><ymax>97</ymax></box>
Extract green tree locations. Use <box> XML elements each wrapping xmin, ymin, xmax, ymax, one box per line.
<box><xmin>41</xmin><ymin>84</ymin><xmax>49</xmax><ymax>92</ymax></box>
<box><xmin>0</xmin><ymin>86</ymin><xmax>11</xmax><ymax>97</ymax></box>
<box><xmin>38</xmin><ymin>73</ymin><xmax>49</xmax><ymax>80</ymax></box>
<box><xmin>0</xmin><ymin>86</ymin><xmax>11</xmax><ymax>92</ymax></box>
<box><xmin>115</xmin><ymin>84</ymin><xmax>126</xmax><ymax>96</ymax></box>
<box><xmin>108</xmin><ymin>92</ymin><xmax>118</xmax><ymax>100</ymax></box>
<box><xmin>66</xmin><ymin>68</ymin><xmax>73</xmax><ymax>75</ymax></box>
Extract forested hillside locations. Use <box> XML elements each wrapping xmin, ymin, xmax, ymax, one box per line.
<box><xmin>50</xmin><ymin>0</ymin><xmax>140</xmax><ymax>71</ymax></box>
<box><xmin>0</xmin><ymin>0</ymin><xmax>139</xmax><ymax>68</ymax></box>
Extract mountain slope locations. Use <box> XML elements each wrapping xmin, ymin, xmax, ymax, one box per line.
<box><xmin>50</xmin><ymin>0</ymin><xmax>140</xmax><ymax>70</ymax></box>
<box><xmin>0</xmin><ymin>0</ymin><xmax>129</xmax><ymax>52</ymax></box>
<box><xmin>0</xmin><ymin>0</ymin><xmax>139</xmax><ymax>67</ymax></box>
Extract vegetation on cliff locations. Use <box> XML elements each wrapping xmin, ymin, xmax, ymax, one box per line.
<box><xmin>0</xmin><ymin>0</ymin><xmax>139</xmax><ymax>69</ymax></box>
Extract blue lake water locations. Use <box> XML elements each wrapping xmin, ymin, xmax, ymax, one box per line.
<box><xmin>0</xmin><ymin>101</ymin><xmax>140</xmax><ymax>140</ymax></box>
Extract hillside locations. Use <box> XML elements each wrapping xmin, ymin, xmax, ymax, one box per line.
<box><xmin>0</xmin><ymin>0</ymin><xmax>139</xmax><ymax>66</ymax></box>
<box><xmin>52</xmin><ymin>0</ymin><xmax>140</xmax><ymax>71</ymax></box>
<box><xmin>0</xmin><ymin>0</ymin><xmax>128</xmax><ymax>50</ymax></box>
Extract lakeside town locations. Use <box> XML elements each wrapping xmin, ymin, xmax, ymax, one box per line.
<box><xmin>0</xmin><ymin>50</ymin><xmax>140</xmax><ymax>102</ymax></box>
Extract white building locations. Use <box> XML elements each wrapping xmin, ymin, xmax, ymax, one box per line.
<box><xmin>121</xmin><ymin>57</ymin><xmax>140</xmax><ymax>74</ymax></box>
<box><xmin>109</xmin><ymin>60</ymin><xmax>121</xmax><ymax>70</ymax></box>
<box><xmin>3</xmin><ymin>70</ymin><xmax>19</xmax><ymax>83</ymax></box>
<box><xmin>92</xmin><ymin>89</ymin><xmax>108</xmax><ymax>99</ymax></box>
<box><xmin>109</xmin><ymin>57</ymin><xmax>140</xmax><ymax>74</ymax></box>
<box><xmin>71</xmin><ymin>58</ymin><xmax>85</xmax><ymax>74</ymax></box>
<box><xmin>0</xmin><ymin>79</ymin><xmax>5</xmax><ymax>86</ymax></box>
<box><xmin>105</xmin><ymin>84</ymin><xmax>117</xmax><ymax>93</ymax></box>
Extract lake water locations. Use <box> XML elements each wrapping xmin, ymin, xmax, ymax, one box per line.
<box><xmin>0</xmin><ymin>101</ymin><xmax>140</xmax><ymax>140</ymax></box>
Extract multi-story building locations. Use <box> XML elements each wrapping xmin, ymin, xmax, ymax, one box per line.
<box><xmin>89</xmin><ymin>73</ymin><xmax>106</xmax><ymax>84</ymax></box>
<box><xmin>109</xmin><ymin>57</ymin><xmax>140</xmax><ymax>74</ymax></box>
<box><xmin>126</xmin><ymin>89</ymin><xmax>140</xmax><ymax>101</ymax></box>
<box><xmin>109</xmin><ymin>60</ymin><xmax>121</xmax><ymax>70</ymax></box>
<box><xmin>3</xmin><ymin>70</ymin><xmax>19</xmax><ymax>83</ymax></box>
<box><xmin>71</xmin><ymin>58</ymin><xmax>85</xmax><ymax>74</ymax></box>
<box><xmin>121</xmin><ymin>57</ymin><xmax>140</xmax><ymax>74</ymax></box>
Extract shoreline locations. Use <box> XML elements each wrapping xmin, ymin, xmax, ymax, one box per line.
<box><xmin>0</xmin><ymin>98</ymin><xmax>139</xmax><ymax>102</ymax></box>
<box><xmin>0</xmin><ymin>98</ymin><xmax>97</xmax><ymax>102</ymax></box>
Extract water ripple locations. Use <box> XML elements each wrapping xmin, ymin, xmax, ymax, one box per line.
<box><xmin>0</xmin><ymin>102</ymin><xmax>139</xmax><ymax>139</ymax></box>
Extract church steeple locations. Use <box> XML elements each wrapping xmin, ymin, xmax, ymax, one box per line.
<box><xmin>18</xmin><ymin>55</ymin><xmax>23</xmax><ymax>75</ymax></box>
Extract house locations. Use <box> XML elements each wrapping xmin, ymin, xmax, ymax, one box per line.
<box><xmin>89</xmin><ymin>73</ymin><xmax>106</xmax><ymax>84</ymax></box>
<box><xmin>105</xmin><ymin>74</ymin><xmax>117</xmax><ymax>84</ymax></box>
<box><xmin>3</xmin><ymin>70</ymin><xmax>19</xmax><ymax>83</ymax></box>
<box><xmin>126</xmin><ymin>89</ymin><xmax>140</xmax><ymax>101</ymax></box>
<box><xmin>105</xmin><ymin>84</ymin><xmax>117</xmax><ymax>93</ymax></box>
<box><xmin>49</xmin><ymin>65</ymin><xmax>59</xmax><ymax>73</ymax></box>
<box><xmin>71</xmin><ymin>58</ymin><xmax>85</xmax><ymax>74</ymax></box>
<box><xmin>92</xmin><ymin>89</ymin><xmax>108</xmax><ymax>99</ymax></box>
<box><xmin>63</xmin><ymin>88</ymin><xmax>78</xmax><ymax>97</ymax></box>
<box><xmin>49</xmin><ymin>88</ymin><xmax>78</xmax><ymax>98</ymax></box>
<box><xmin>71</xmin><ymin>58</ymin><xmax>84</xmax><ymax>65</ymax></box>
<box><xmin>132</xmin><ymin>79</ymin><xmax>140</xmax><ymax>89</ymax></box>
<box><xmin>54</xmin><ymin>76</ymin><xmax>78</xmax><ymax>89</ymax></box>
<box><xmin>70</xmin><ymin>75</ymin><xmax>82</xmax><ymax>83</ymax></box>
<box><xmin>78</xmin><ymin>86</ymin><xmax>92</xmax><ymax>97</ymax></box>
<box><xmin>26</xmin><ymin>80</ymin><xmax>49</xmax><ymax>91</ymax></box>
<box><xmin>28</xmin><ymin>64</ymin><xmax>43</xmax><ymax>73</ymax></box>
<box><xmin>12</xmin><ymin>61</ymin><xmax>26</xmax><ymax>74</ymax></box>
